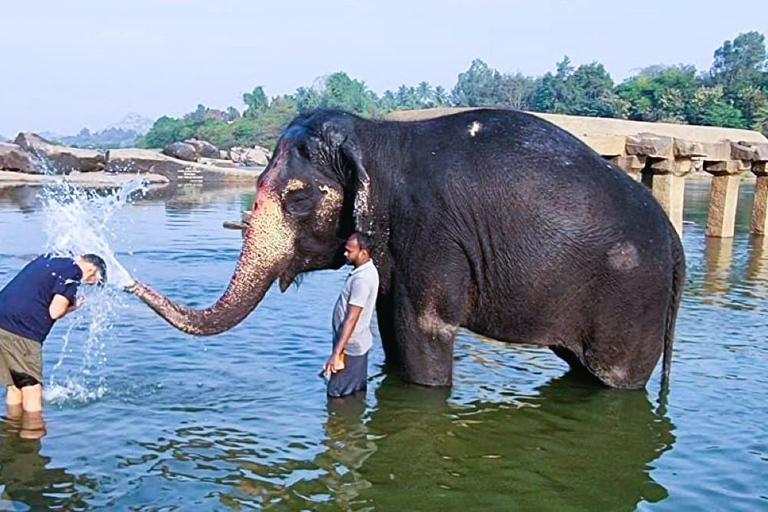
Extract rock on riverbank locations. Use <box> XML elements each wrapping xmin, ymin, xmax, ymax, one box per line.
<box><xmin>0</xmin><ymin>133</ymin><xmax>267</xmax><ymax>187</ymax></box>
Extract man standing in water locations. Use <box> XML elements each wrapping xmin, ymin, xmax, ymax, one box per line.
<box><xmin>0</xmin><ymin>254</ymin><xmax>106</xmax><ymax>415</ymax></box>
<box><xmin>324</xmin><ymin>233</ymin><xmax>379</xmax><ymax>398</ymax></box>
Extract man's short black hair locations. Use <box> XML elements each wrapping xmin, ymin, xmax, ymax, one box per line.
<box><xmin>351</xmin><ymin>232</ymin><xmax>375</xmax><ymax>254</ymax></box>
<box><xmin>82</xmin><ymin>254</ymin><xmax>107</xmax><ymax>285</ymax></box>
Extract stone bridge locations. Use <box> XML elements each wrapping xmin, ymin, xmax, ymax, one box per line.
<box><xmin>385</xmin><ymin>108</ymin><xmax>768</xmax><ymax>238</ymax></box>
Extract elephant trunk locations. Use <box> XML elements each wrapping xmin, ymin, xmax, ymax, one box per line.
<box><xmin>131</xmin><ymin>190</ymin><xmax>295</xmax><ymax>335</ymax></box>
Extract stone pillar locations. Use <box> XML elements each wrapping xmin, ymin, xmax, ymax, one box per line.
<box><xmin>704</xmin><ymin>160</ymin><xmax>745</xmax><ymax>238</ymax></box>
<box><xmin>749</xmin><ymin>161</ymin><xmax>768</xmax><ymax>235</ymax></box>
<box><xmin>646</xmin><ymin>173</ymin><xmax>686</xmax><ymax>236</ymax></box>
<box><xmin>610</xmin><ymin>155</ymin><xmax>645</xmax><ymax>182</ymax></box>
<box><xmin>641</xmin><ymin>158</ymin><xmax>692</xmax><ymax>237</ymax></box>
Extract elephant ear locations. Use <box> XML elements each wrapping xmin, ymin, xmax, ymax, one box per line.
<box><xmin>323</xmin><ymin>122</ymin><xmax>373</xmax><ymax>234</ymax></box>
<box><xmin>340</xmin><ymin>139</ymin><xmax>373</xmax><ymax>233</ymax></box>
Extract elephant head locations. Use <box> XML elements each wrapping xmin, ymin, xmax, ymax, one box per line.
<box><xmin>128</xmin><ymin>111</ymin><xmax>375</xmax><ymax>335</ymax></box>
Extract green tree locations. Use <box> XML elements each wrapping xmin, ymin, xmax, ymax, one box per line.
<box><xmin>396</xmin><ymin>85</ymin><xmax>420</xmax><ymax>109</ymax></box>
<box><xmin>433</xmin><ymin>86</ymin><xmax>449</xmax><ymax>106</ymax></box>
<box><xmin>710</xmin><ymin>31</ymin><xmax>767</xmax><ymax>92</ymax></box>
<box><xmin>243</xmin><ymin>86</ymin><xmax>269</xmax><ymax>117</ymax></box>
<box><xmin>452</xmin><ymin>59</ymin><xmax>500</xmax><ymax>106</ymax></box>
<box><xmin>688</xmin><ymin>85</ymin><xmax>746</xmax><ymax>128</ymax></box>
<box><xmin>225</xmin><ymin>107</ymin><xmax>240</xmax><ymax>121</ymax></box>
<box><xmin>417</xmin><ymin>81</ymin><xmax>434</xmax><ymax>106</ymax></box>
<box><xmin>378</xmin><ymin>90</ymin><xmax>399</xmax><ymax>111</ymax></box>
<box><xmin>321</xmin><ymin>72</ymin><xmax>377</xmax><ymax>115</ymax></box>
<box><xmin>139</xmin><ymin>116</ymin><xmax>189</xmax><ymax>148</ymax></box>
<box><xmin>530</xmin><ymin>57</ymin><xmax>573</xmax><ymax>113</ymax></box>
<box><xmin>563</xmin><ymin>62</ymin><xmax>627</xmax><ymax>118</ymax></box>
<box><xmin>753</xmin><ymin>104</ymin><xmax>768</xmax><ymax>135</ymax></box>
<box><xmin>495</xmin><ymin>73</ymin><xmax>536</xmax><ymax>110</ymax></box>
<box><xmin>295</xmin><ymin>86</ymin><xmax>322</xmax><ymax>113</ymax></box>
<box><xmin>616</xmin><ymin>65</ymin><xmax>699</xmax><ymax>122</ymax></box>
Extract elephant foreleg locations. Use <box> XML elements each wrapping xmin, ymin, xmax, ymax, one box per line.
<box><xmin>394</xmin><ymin>285</ymin><xmax>459</xmax><ymax>387</ymax></box>
<box><xmin>376</xmin><ymin>291</ymin><xmax>402</xmax><ymax>370</ymax></box>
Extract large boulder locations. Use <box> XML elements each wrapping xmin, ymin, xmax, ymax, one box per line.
<box><xmin>229</xmin><ymin>146</ymin><xmax>271</xmax><ymax>167</ymax></box>
<box><xmin>13</xmin><ymin>132</ymin><xmax>106</xmax><ymax>173</ymax></box>
<box><xmin>0</xmin><ymin>143</ymin><xmax>40</xmax><ymax>173</ymax></box>
<box><xmin>105</xmin><ymin>148</ymin><xmax>260</xmax><ymax>185</ymax></box>
<box><xmin>185</xmin><ymin>139</ymin><xmax>220</xmax><ymax>159</ymax></box>
<box><xmin>106</xmin><ymin>148</ymin><xmax>188</xmax><ymax>175</ymax></box>
<box><xmin>162</xmin><ymin>142</ymin><xmax>198</xmax><ymax>162</ymax></box>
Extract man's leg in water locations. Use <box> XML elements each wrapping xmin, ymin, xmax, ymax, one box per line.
<box><xmin>6</xmin><ymin>385</ymin><xmax>21</xmax><ymax>407</ymax></box>
<box><xmin>21</xmin><ymin>384</ymin><xmax>42</xmax><ymax>413</ymax></box>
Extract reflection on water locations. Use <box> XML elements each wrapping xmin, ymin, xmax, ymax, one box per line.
<box><xmin>107</xmin><ymin>374</ymin><xmax>674</xmax><ymax>511</ymax></box>
<box><xmin>703</xmin><ymin>237</ymin><xmax>734</xmax><ymax>297</ymax></box>
<box><xmin>0</xmin><ymin>179</ymin><xmax>766</xmax><ymax>510</ymax></box>
<box><xmin>746</xmin><ymin>235</ymin><xmax>768</xmax><ymax>286</ymax></box>
<box><xmin>0</xmin><ymin>412</ymin><xmax>95</xmax><ymax>510</ymax></box>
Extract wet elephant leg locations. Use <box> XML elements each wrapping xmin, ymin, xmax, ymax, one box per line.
<box><xmin>376</xmin><ymin>291</ymin><xmax>402</xmax><ymax>371</ymax></box>
<box><xmin>393</xmin><ymin>280</ymin><xmax>462</xmax><ymax>387</ymax></box>
<box><xmin>585</xmin><ymin>277</ymin><xmax>669</xmax><ymax>389</ymax></box>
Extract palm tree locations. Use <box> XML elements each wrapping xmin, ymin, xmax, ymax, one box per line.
<box><xmin>417</xmin><ymin>81</ymin><xmax>434</xmax><ymax>107</ymax></box>
<box><xmin>433</xmin><ymin>86</ymin><xmax>448</xmax><ymax>107</ymax></box>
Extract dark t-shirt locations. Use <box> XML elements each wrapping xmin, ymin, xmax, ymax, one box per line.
<box><xmin>0</xmin><ymin>255</ymin><xmax>82</xmax><ymax>343</ymax></box>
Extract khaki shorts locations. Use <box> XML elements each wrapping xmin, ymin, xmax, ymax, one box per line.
<box><xmin>0</xmin><ymin>327</ymin><xmax>43</xmax><ymax>387</ymax></box>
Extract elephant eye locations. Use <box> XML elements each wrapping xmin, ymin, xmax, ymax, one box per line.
<box><xmin>284</xmin><ymin>188</ymin><xmax>315</xmax><ymax>216</ymax></box>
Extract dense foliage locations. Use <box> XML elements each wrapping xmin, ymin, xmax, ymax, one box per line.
<box><xmin>138</xmin><ymin>31</ymin><xmax>768</xmax><ymax>151</ymax></box>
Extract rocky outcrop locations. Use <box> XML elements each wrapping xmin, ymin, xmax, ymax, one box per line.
<box><xmin>0</xmin><ymin>143</ymin><xmax>39</xmax><ymax>173</ymax></box>
<box><xmin>162</xmin><ymin>142</ymin><xmax>198</xmax><ymax>162</ymax></box>
<box><xmin>0</xmin><ymin>132</ymin><xmax>265</xmax><ymax>188</ymax></box>
<box><xmin>185</xmin><ymin>139</ymin><xmax>220</xmax><ymax>159</ymax></box>
<box><xmin>13</xmin><ymin>132</ymin><xmax>107</xmax><ymax>173</ymax></box>
<box><xmin>105</xmin><ymin>148</ymin><xmax>260</xmax><ymax>184</ymax></box>
<box><xmin>229</xmin><ymin>146</ymin><xmax>271</xmax><ymax>166</ymax></box>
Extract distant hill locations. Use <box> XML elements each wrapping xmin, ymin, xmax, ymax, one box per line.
<box><xmin>46</xmin><ymin>113</ymin><xmax>154</xmax><ymax>149</ymax></box>
<box><xmin>107</xmin><ymin>112</ymin><xmax>154</xmax><ymax>135</ymax></box>
<box><xmin>56</xmin><ymin>127</ymin><xmax>141</xmax><ymax>149</ymax></box>
<box><xmin>0</xmin><ymin>133</ymin><xmax>9</xmax><ymax>143</ymax></box>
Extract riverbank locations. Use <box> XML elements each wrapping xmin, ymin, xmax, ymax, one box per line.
<box><xmin>0</xmin><ymin>135</ymin><xmax>265</xmax><ymax>189</ymax></box>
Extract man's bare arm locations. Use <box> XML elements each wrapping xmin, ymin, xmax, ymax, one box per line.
<box><xmin>325</xmin><ymin>305</ymin><xmax>363</xmax><ymax>373</ymax></box>
<box><xmin>49</xmin><ymin>294</ymin><xmax>71</xmax><ymax>320</ymax></box>
<box><xmin>49</xmin><ymin>294</ymin><xmax>83</xmax><ymax>320</ymax></box>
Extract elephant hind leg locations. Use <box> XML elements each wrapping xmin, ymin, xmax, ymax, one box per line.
<box><xmin>583</xmin><ymin>314</ymin><xmax>666</xmax><ymax>390</ymax></box>
<box><xmin>550</xmin><ymin>345</ymin><xmax>602</xmax><ymax>383</ymax></box>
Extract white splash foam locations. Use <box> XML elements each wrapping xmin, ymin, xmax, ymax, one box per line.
<box><xmin>39</xmin><ymin>178</ymin><xmax>146</xmax><ymax>405</ymax></box>
<box><xmin>41</xmin><ymin>179</ymin><xmax>146</xmax><ymax>288</ymax></box>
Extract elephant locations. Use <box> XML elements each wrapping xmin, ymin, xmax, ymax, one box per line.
<box><xmin>128</xmin><ymin>108</ymin><xmax>686</xmax><ymax>390</ymax></box>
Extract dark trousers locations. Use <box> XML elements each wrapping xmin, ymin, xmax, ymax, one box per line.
<box><xmin>327</xmin><ymin>352</ymin><xmax>368</xmax><ymax>397</ymax></box>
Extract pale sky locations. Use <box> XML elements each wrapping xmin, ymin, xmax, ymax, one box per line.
<box><xmin>1</xmin><ymin>0</ymin><xmax>766</xmax><ymax>137</ymax></box>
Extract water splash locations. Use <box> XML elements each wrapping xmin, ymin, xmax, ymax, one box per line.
<box><xmin>41</xmin><ymin>179</ymin><xmax>146</xmax><ymax>288</ymax></box>
<box><xmin>39</xmin><ymin>178</ymin><xmax>147</xmax><ymax>405</ymax></box>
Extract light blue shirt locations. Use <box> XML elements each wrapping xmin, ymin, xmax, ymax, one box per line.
<box><xmin>332</xmin><ymin>260</ymin><xmax>379</xmax><ymax>356</ymax></box>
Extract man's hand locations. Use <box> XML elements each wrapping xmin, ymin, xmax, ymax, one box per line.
<box><xmin>324</xmin><ymin>352</ymin><xmax>345</xmax><ymax>376</ymax></box>
<box><xmin>69</xmin><ymin>295</ymin><xmax>85</xmax><ymax>312</ymax></box>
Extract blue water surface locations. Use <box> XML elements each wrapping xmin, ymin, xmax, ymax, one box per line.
<box><xmin>0</xmin><ymin>180</ymin><xmax>765</xmax><ymax>511</ymax></box>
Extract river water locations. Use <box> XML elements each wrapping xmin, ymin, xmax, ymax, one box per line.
<box><xmin>0</xmin><ymin>180</ymin><xmax>765</xmax><ymax>511</ymax></box>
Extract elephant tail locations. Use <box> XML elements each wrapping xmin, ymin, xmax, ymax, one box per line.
<box><xmin>662</xmin><ymin>227</ymin><xmax>686</xmax><ymax>388</ymax></box>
